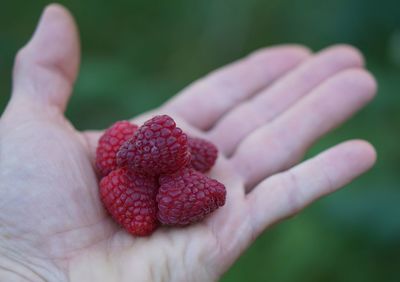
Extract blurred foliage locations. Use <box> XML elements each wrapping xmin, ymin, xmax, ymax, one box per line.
<box><xmin>1</xmin><ymin>0</ymin><xmax>400</xmax><ymax>281</ymax></box>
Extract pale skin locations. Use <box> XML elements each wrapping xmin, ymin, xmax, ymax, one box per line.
<box><xmin>0</xmin><ymin>4</ymin><xmax>377</xmax><ymax>282</ymax></box>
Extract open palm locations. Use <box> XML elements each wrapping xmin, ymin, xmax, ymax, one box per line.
<box><xmin>0</xmin><ymin>5</ymin><xmax>377</xmax><ymax>282</ymax></box>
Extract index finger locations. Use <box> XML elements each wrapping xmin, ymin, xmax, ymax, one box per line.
<box><xmin>162</xmin><ymin>45</ymin><xmax>311</xmax><ymax>130</ymax></box>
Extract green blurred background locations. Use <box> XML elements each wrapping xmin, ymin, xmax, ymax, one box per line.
<box><xmin>1</xmin><ymin>0</ymin><xmax>399</xmax><ymax>281</ymax></box>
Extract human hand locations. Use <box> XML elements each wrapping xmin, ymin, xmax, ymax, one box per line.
<box><xmin>0</xmin><ymin>5</ymin><xmax>376</xmax><ymax>282</ymax></box>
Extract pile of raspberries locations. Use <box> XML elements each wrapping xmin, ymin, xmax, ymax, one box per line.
<box><xmin>96</xmin><ymin>115</ymin><xmax>226</xmax><ymax>236</ymax></box>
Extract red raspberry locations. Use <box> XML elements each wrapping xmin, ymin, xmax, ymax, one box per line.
<box><xmin>117</xmin><ymin>115</ymin><xmax>190</xmax><ymax>176</ymax></box>
<box><xmin>188</xmin><ymin>137</ymin><xmax>218</xmax><ymax>172</ymax></box>
<box><xmin>156</xmin><ymin>168</ymin><xmax>226</xmax><ymax>226</ymax></box>
<box><xmin>96</xmin><ymin>121</ymin><xmax>138</xmax><ymax>177</ymax></box>
<box><xmin>99</xmin><ymin>168</ymin><xmax>158</xmax><ymax>236</ymax></box>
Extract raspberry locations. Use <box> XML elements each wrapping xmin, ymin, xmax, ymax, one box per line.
<box><xmin>96</xmin><ymin>121</ymin><xmax>138</xmax><ymax>177</ymax></box>
<box><xmin>188</xmin><ymin>137</ymin><xmax>218</xmax><ymax>172</ymax></box>
<box><xmin>117</xmin><ymin>115</ymin><xmax>190</xmax><ymax>176</ymax></box>
<box><xmin>99</xmin><ymin>168</ymin><xmax>158</xmax><ymax>236</ymax></box>
<box><xmin>156</xmin><ymin>168</ymin><xmax>226</xmax><ymax>226</ymax></box>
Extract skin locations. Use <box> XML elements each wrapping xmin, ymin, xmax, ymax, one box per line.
<box><xmin>0</xmin><ymin>4</ymin><xmax>377</xmax><ymax>282</ymax></box>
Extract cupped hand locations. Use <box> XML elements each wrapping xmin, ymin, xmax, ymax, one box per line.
<box><xmin>0</xmin><ymin>5</ymin><xmax>376</xmax><ymax>282</ymax></box>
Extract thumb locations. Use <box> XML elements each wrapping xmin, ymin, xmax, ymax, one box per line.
<box><xmin>10</xmin><ymin>4</ymin><xmax>80</xmax><ymax>115</ymax></box>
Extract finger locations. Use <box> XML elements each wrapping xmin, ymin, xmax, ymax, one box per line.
<box><xmin>6</xmin><ymin>4</ymin><xmax>80</xmax><ymax>117</ymax></box>
<box><xmin>162</xmin><ymin>45</ymin><xmax>311</xmax><ymax>130</ymax></box>
<box><xmin>245</xmin><ymin>140</ymin><xmax>376</xmax><ymax>239</ymax></box>
<box><xmin>231</xmin><ymin>68</ymin><xmax>376</xmax><ymax>189</ymax></box>
<box><xmin>209</xmin><ymin>45</ymin><xmax>365</xmax><ymax>155</ymax></box>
